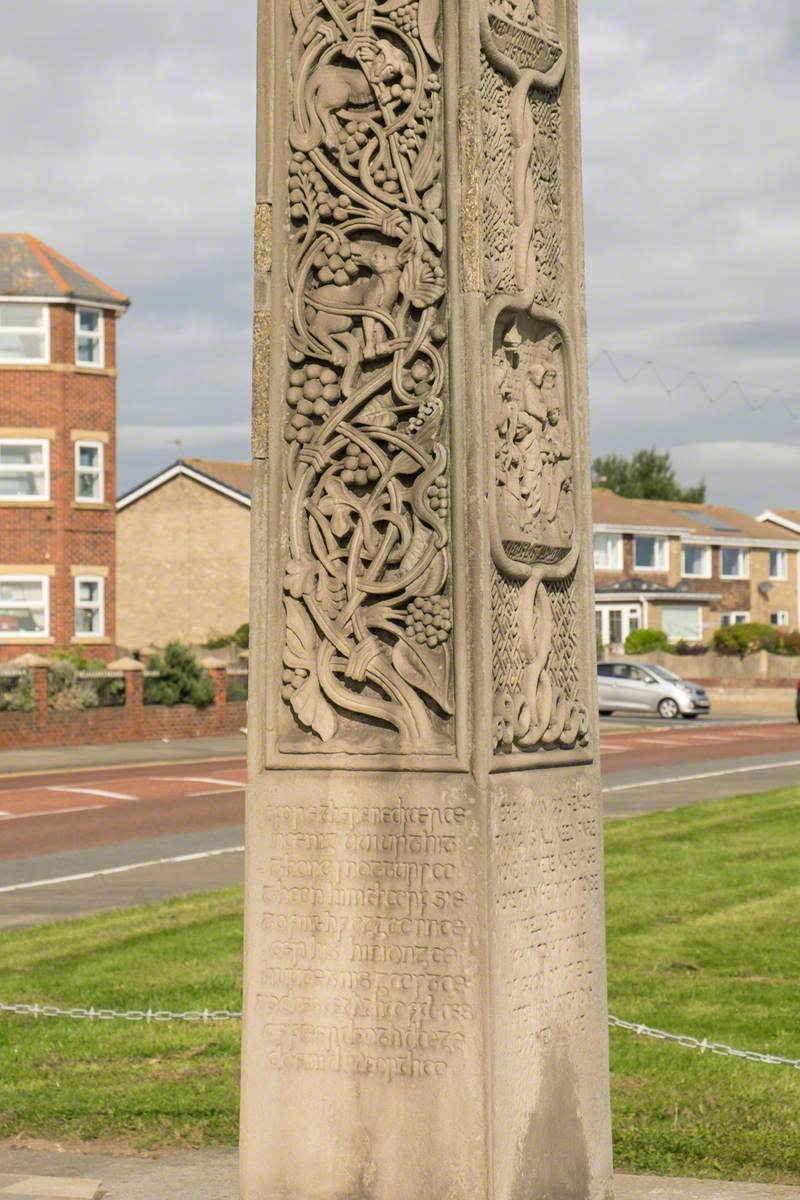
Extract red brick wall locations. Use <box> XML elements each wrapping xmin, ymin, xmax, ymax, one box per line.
<box><xmin>0</xmin><ymin>700</ymin><xmax>247</xmax><ymax>750</ymax></box>
<box><xmin>0</xmin><ymin>303</ymin><xmax>119</xmax><ymax>662</ymax></box>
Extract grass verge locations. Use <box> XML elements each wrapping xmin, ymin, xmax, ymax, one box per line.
<box><xmin>1</xmin><ymin>787</ymin><xmax>799</xmax><ymax>1180</ymax></box>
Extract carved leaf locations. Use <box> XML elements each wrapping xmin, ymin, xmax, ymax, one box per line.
<box><xmin>423</xmin><ymin>183</ymin><xmax>443</xmax><ymax>214</ymax></box>
<box><xmin>291</xmin><ymin>674</ymin><xmax>338</xmax><ymax>742</ymax></box>
<box><xmin>392</xmin><ymin>639</ymin><xmax>452</xmax><ymax>714</ymax></box>
<box><xmin>418</xmin><ymin>0</ymin><xmax>442</xmax><ymax>64</ymax></box>
<box><xmin>399</xmin><ymin>516</ymin><xmax>431</xmax><ymax>580</ymax></box>
<box><xmin>318</xmin><ymin>477</ymin><xmax>355</xmax><ymax>538</ymax></box>
<box><xmin>400</xmin><ymin>256</ymin><xmax>445</xmax><ymax>309</ymax></box>
<box><xmin>284</xmin><ymin>597</ymin><xmax>317</xmax><ymax>671</ymax></box>
<box><xmin>285</xmin><ymin>555</ymin><xmax>319</xmax><ymax>599</ymax></box>
<box><xmin>315</xmin><ymin>572</ymin><xmax>345</xmax><ymax>620</ymax></box>
<box><xmin>354</xmin><ymin>393</ymin><xmax>397</xmax><ymax>429</ymax></box>
<box><xmin>423</xmin><ymin>214</ymin><xmax>444</xmax><ymax>253</ymax></box>
<box><xmin>410</xmin><ymin>127</ymin><xmax>439</xmax><ymax>193</ymax></box>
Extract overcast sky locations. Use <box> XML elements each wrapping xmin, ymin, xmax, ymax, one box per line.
<box><xmin>3</xmin><ymin>1</ymin><xmax>799</xmax><ymax>512</ymax></box>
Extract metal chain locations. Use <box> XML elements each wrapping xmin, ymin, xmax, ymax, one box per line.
<box><xmin>0</xmin><ymin>1002</ymin><xmax>240</xmax><ymax>1023</ymax></box>
<box><xmin>608</xmin><ymin>1015</ymin><xmax>800</xmax><ymax>1069</ymax></box>
<box><xmin>1</xmin><ymin>1001</ymin><xmax>799</xmax><ymax>1070</ymax></box>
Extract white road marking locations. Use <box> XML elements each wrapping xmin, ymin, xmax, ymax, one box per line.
<box><xmin>0</xmin><ymin>846</ymin><xmax>245</xmax><ymax>894</ymax></box>
<box><xmin>47</xmin><ymin>786</ymin><xmax>136</xmax><ymax>801</ymax></box>
<box><xmin>599</xmin><ymin>746</ymin><xmax>627</xmax><ymax>754</ymax></box>
<box><xmin>177</xmin><ymin>776</ymin><xmax>244</xmax><ymax>788</ymax></box>
<box><xmin>603</xmin><ymin>759</ymin><xmax>800</xmax><ymax>794</ymax></box>
<box><xmin>187</xmin><ymin>788</ymin><xmax>243</xmax><ymax>798</ymax></box>
<box><xmin>0</xmin><ymin>804</ymin><xmax>105</xmax><ymax>822</ymax></box>
<box><xmin>628</xmin><ymin>737</ymin><xmax>691</xmax><ymax>747</ymax></box>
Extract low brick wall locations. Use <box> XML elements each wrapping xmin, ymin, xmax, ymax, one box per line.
<box><xmin>0</xmin><ymin>662</ymin><xmax>247</xmax><ymax>751</ymax></box>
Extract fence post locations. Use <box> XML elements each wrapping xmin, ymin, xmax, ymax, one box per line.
<box><xmin>108</xmin><ymin>657</ymin><xmax>145</xmax><ymax>738</ymax></box>
<box><xmin>200</xmin><ymin>657</ymin><xmax>228</xmax><ymax>729</ymax></box>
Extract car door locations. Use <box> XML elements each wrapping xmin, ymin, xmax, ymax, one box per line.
<box><xmin>626</xmin><ymin>665</ymin><xmax>659</xmax><ymax>712</ymax></box>
<box><xmin>597</xmin><ymin>664</ymin><xmax>616</xmax><ymax>707</ymax></box>
<box><xmin>605</xmin><ymin>663</ymin><xmax>636</xmax><ymax>709</ymax></box>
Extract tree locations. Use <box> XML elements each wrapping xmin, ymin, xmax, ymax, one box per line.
<box><xmin>592</xmin><ymin>448</ymin><xmax>706</xmax><ymax>503</ymax></box>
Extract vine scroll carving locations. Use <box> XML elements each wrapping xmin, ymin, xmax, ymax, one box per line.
<box><xmin>279</xmin><ymin>0</ymin><xmax>454</xmax><ymax>756</ymax></box>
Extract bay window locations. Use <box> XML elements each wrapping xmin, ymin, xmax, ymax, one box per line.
<box><xmin>0</xmin><ymin>577</ymin><xmax>49</xmax><ymax>637</ymax></box>
<box><xmin>75</xmin><ymin>441</ymin><xmax>104</xmax><ymax>502</ymax></box>
<box><xmin>76</xmin><ymin>307</ymin><xmax>104</xmax><ymax>367</ymax></box>
<box><xmin>75</xmin><ymin>576</ymin><xmax>105</xmax><ymax>637</ymax></box>
<box><xmin>0</xmin><ymin>303</ymin><xmax>48</xmax><ymax>364</ymax></box>
<box><xmin>0</xmin><ymin>439</ymin><xmax>49</xmax><ymax>501</ymax></box>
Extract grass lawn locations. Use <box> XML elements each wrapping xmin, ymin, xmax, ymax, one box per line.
<box><xmin>1</xmin><ymin>787</ymin><xmax>799</xmax><ymax>1182</ymax></box>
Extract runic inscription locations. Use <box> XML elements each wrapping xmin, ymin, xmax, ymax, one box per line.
<box><xmin>280</xmin><ymin>0</ymin><xmax>454</xmax><ymax>756</ymax></box>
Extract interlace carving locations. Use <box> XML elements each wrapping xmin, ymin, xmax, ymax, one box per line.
<box><xmin>482</xmin><ymin>0</ymin><xmax>589</xmax><ymax>759</ymax></box>
<box><xmin>281</xmin><ymin>0</ymin><xmax>453</xmax><ymax>754</ymax></box>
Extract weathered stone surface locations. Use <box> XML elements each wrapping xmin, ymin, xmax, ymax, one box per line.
<box><xmin>242</xmin><ymin>1</ymin><xmax>612</xmax><ymax>1197</ymax></box>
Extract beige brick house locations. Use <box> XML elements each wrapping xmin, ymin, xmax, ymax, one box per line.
<box><xmin>116</xmin><ymin>458</ymin><xmax>251</xmax><ymax>650</ymax></box>
<box><xmin>593</xmin><ymin>490</ymin><xmax>800</xmax><ymax>649</ymax></box>
<box><xmin>117</xmin><ymin>464</ymin><xmax>800</xmax><ymax>652</ymax></box>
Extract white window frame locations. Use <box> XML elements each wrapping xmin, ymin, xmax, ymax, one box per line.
<box><xmin>769</xmin><ymin>549</ymin><xmax>789</xmax><ymax>581</ymax></box>
<box><xmin>771</xmin><ymin>611</ymin><xmax>790</xmax><ymax>628</ymax></box>
<box><xmin>0</xmin><ymin>575</ymin><xmax>50</xmax><ymax>640</ymax></box>
<box><xmin>0</xmin><ymin>301</ymin><xmax>50</xmax><ymax>365</ymax></box>
<box><xmin>75</xmin><ymin>306</ymin><xmax>105</xmax><ymax>368</ymax></box>
<box><xmin>593</xmin><ymin>532</ymin><xmax>623</xmax><ymax>571</ymax></box>
<box><xmin>634</xmin><ymin>535</ymin><xmax>669</xmax><ymax>573</ymax></box>
<box><xmin>720</xmin><ymin>546</ymin><xmax>750</xmax><ymax>580</ymax></box>
<box><xmin>74</xmin><ymin>575</ymin><xmax>105</xmax><ymax>638</ymax></box>
<box><xmin>720</xmin><ymin>611</ymin><xmax>750</xmax><ymax>627</ymax></box>
<box><xmin>682</xmin><ymin>543</ymin><xmax>712</xmax><ymax>579</ymax></box>
<box><xmin>660</xmin><ymin>604</ymin><xmax>703</xmax><ymax>643</ymax></box>
<box><xmin>0</xmin><ymin>437</ymin><xmax>50</xmax><ymax>502</ymax></box>
<box><xmin>74</xmin><ymin>440</ymin><xmax>104</xmax><ymax>503</ymax></box>
<box><xmin>595</xmin><ymin>604</ymin><xmax>643</xmax><ymax>647</ymax></box>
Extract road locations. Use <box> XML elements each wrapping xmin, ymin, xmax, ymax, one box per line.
<box><xmin>0</xmin><ymin>719</ymin><xmax>798</xmax><ymax>929</ymax></box>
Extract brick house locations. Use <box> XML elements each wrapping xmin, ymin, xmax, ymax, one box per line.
<box><xmin>116</xmin><ymin>458</ymin><xmax>251</xmax><ymax>649</ymax></box>
<box><xmin>0</xmin><ymin>234</ymin><xmax>128</xmax><ymax>661</ymax></box>
<box><xmin>593</xmin><ymin>490</ymin><xmax>800</xmax><ymax>648</ymax></box>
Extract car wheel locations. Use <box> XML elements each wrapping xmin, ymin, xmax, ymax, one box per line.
<box><xmin>658</xmin><ymin>698</ymin><xmax>680</xmax><ymax>720</ymax></box>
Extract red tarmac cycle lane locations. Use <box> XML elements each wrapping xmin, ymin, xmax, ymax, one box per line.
<box><xmin>599</xmin><ymin>721</ymin><xmax>800</xmax><ymax>771</ymax></box>
<box><xmin>0</xmin><ymin>757</ymin><xmax>247</xmax><ymax>862</ymax></box>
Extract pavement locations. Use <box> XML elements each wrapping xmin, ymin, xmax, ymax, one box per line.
<box><xmin>0</xmin><ymin>1150</ymin><xmax>798</xmax><ymax>1200</ymax></box>
<box><xmin>0</xmin><ymin>736</ymin><xmax>245</xmax><ymax>778</ymax></box>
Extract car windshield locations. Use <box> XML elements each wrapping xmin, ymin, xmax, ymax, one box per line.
<box><xmin>647</xmin><ymin>665</ymin><xmax>682</xmax><ymax>684</ymax></box>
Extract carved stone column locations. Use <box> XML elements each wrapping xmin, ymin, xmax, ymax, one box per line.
<box><xmin>243</xmin><ymin>1</ymin><xmax>613</xmax><ymax>1197</ymax></box>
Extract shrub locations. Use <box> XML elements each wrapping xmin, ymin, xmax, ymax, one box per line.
<box><xmin>672</xmin><ymin>640</ymin><xmax>709</xmax><ymax>657</ymax></box>
<box><xmin>145</xmin><ymin>642</ymin><xmax>216</xmax><ymax>708</ymax></box>
<box><xmin>778</xmin><ymin>630</ymin><xmax>800</xmax><ymax>656</ymax></box>
<box><xmin>624</xmin><ymin>628</ymin><xmax>669</xmax><ymax>655</ymax></box>
<box><xmin>712</xmin><ymin>622</ymin><xmax>781</xmax><ymax>658</ymax></box>
<box><xmin>0</xmin><ymin>672</ymin><xmax>35</xmax><ymax>713</ymax></box>
<box><xmin>47</xmin><ymin>658</ymin><xmax>100</xmax><ymax>711</ymax></box>
<box><xmin>233</xmin><ymin>623</ymin><xmax>250</xmax><ymax>650</ymax></box>
<box><xmin>202</xmin><ymin>632</ymin><xmax>233</xmax><ymax>650</ymax></box>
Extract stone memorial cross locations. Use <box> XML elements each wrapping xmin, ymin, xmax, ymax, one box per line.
<box><xmin>242</xmin><ymin>1</ymin><xmax>613</xmax><ymax>1197</ymax></box>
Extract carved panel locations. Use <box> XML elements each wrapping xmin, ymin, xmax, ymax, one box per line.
<box><xmin>482</xmin><ymin>1</ymin><xmax>589</xmax><ymax>762</ymax></box>
<box><xmin>277</xmin><ymin>0</ymin><xmax>454</xmax><ymax>757</ymax></box>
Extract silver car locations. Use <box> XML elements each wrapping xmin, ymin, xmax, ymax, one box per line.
<box><xmin>597</xmin><ymin>662</ymin><xmax>711</xmax><ymax>720</ymax></box>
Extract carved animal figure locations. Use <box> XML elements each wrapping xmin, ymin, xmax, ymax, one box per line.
<box><xmin>293</xmin><ymin>40</ymin><xmax>411</xmax><ymax>152</ymax></box>
<box><xmin>307</xmin><ymin>239</ymin><xmax>412</xmax><ymax>391</ymax></box>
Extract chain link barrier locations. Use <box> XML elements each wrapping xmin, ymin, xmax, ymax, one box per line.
<box><xmin>0</xmin><ymin>1002</ymin><xmax>240</xmax><ymax>1023</ymax></box>
<box><xmin>608</xmin><ymin>1015</ymin><xmax>800</xmax><ymax>1069</ymax></box>
<box><xmin>1</xmin><ymin>1001</ymin><xmax>799</xmax><ymax>1070</ymax></box>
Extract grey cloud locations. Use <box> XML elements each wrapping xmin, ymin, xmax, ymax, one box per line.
<box><xmin>2</xmin><ymin>1</ymin><xmax>799</xmax><ymax>509</ymax></box>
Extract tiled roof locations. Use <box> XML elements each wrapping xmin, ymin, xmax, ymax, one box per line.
<box><xmin>592</xmin><ymin>489</ymin><xmax>800</xmax><ymax>543</ymax></box>
<box><xmin>183</xmin><ymin>458</ymin><xmax>252</xmax><ymax>497</ymax></box>
<box><xmin>0</xmin><ymin>233</ymin><xmax>129</xmax><ymax>306</ymax></box>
